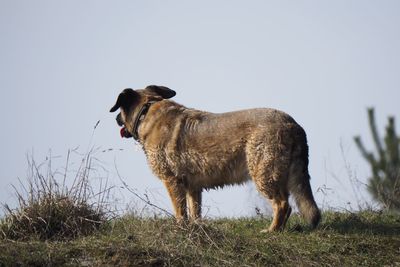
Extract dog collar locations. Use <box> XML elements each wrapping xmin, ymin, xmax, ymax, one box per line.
<box><xmin>132</xmin><ymin>101</ymin><xmax>155</xmax><ymax>141</ymax></box>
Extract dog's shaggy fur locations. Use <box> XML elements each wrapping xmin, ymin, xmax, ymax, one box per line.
<box><xmin>110</xmin><ymin>85</ymin><xmax>320</xmax><ymax>231</ymax></box>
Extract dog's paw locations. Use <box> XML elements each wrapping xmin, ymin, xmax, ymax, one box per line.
<box><xmin>260</xmin><ymin>228</ymin><xmax>275</xmax><ymax>234</ymax></box>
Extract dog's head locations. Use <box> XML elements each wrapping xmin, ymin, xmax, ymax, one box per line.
<box><xmin>109</xmin><ymin>85</ymin><xmax>176</xmax><ymax>138</ymax></box>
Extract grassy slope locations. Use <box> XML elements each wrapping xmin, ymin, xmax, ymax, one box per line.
<box><xmin>0</xmin><ymin>211</ymin><xmax>399</xmax><ymax>267</ymax></box>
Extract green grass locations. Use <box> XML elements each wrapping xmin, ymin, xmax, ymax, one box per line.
<box><xmin>1</xmin><ymin>211</ymin><xmax>399</xmax><ymax>266</ymax></box>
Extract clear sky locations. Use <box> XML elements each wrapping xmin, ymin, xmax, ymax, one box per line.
<box><xmin>0</xmin><ymin>1</ymin><xmax>399</xmax><ymax>217</ymax></box>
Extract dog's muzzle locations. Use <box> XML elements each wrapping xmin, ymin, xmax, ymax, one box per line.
<box><xmin>120</xmin><ymin>127</ymin><xmax>133</xmax><ymax>138</ymax></box>
<box><xmin>116</xmin><ymin>113</ymin><xmax>123</xmax><ymax>127</ymax></box>
<box><xmin>116</xmin><ymin>113</ymin><xmax>133</xmax><ymax>138</ymax></box>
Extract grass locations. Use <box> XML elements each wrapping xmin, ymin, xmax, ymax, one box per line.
<box><xmin>0</xmin><ymin>149</ymin><xmax>111</xmax><ymax>241</ymax></box>
<box><xmin>0</xmin><ymin>211</ymin><xmax>399</xmax><ymax>266</ymax></box>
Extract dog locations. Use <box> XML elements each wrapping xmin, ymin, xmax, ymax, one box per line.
<box><xmin>110</xmin><ymin>85</ymin><xmax>320</xmax><ymax>231</ymax></box>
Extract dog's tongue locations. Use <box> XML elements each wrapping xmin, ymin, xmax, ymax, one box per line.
<box><xmin>120</xmin><ymin>127</ymin><xmax>132</xmax><ymax>138</ymax></box>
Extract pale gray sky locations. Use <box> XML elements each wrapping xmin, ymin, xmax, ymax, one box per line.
<box><xmin>0</xmin><ymin>1</ymin><xmax>399</xmax><ymax>217</ymax></box>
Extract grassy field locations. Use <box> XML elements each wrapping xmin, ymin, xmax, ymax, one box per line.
<box><xmin>0</xmin><ymin>211</ymin><xmax>399</xmax><ymax>266</ymax></box>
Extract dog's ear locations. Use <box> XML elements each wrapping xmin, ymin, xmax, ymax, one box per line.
<box><xmin>145</xmin><ymin>85</ymin><xmax>176</xmax><ymax>99</ymax></box>
<box><xmin>110</xmin><ymin>88</ymin><xmax>139</xmax><ymax>112</ymax></box>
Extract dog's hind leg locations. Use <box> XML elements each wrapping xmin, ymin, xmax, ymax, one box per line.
<box><xmin>247</xmin><ymin>130</ymin><xmax>292</xmax><ymax>232</ymax></box>
<box><xmin>163</xmin><ymin>179</ymin><xmax>187</xmax><ymax>223</ymax></box>
<box><xmin>187</xmin><ymin>189</ymin><xmax>202</xmax><ymax>221</ymax></box>
<box><xmin>266</xmin><ymin>190</ymin><xmax>290</xmax><ymax>231</ymax></box>
<box><xmin>249</xmin><ymin>161</ymin><xmax>291</xmax><ymax>232</ymax></box>
<box><xmin>256</xmin><ymin>184</ymin><xmax>290</xmax><ymax>232</ymax></box>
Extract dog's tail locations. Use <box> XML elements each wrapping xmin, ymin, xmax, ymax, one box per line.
<box><xmin>288</xmin><ymin>131</ymin><xmax>320</xmax><ymax>229</ymax></box>
<box><xmin>289</xmin><ymin>170</ymin><xmax>321</xmax><ymax>229</ymax></box>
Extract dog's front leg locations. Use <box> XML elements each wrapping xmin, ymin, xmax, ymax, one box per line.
<box><xmin>163</xmin><ymin>179</ymin><xmax>187</xmax><ymax>223</ymax></box>
<box><xmin>187</xmin><ymin>189</ymin><xmax>202</xmax><ymax>221</ymax></box>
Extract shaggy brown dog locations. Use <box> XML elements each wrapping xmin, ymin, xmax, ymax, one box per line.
<box><xmin>110</xmin><ymin>85</ymin><xmax>320</xmax><ymax>231</ymax></box>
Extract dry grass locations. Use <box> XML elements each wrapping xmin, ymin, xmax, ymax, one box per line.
<box><xmin>0</xmin><ymin>148</ymin><xmax>112</xmax><ymax>240</ymax></box>
<box><xmin>0</xmin><ymin>211</ymin><xmax>399</xmax><ymax>266</ymax></box>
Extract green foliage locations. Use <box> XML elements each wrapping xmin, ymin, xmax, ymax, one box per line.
<box><xmin>354</xmin><ymin>107</ymin><xmax>400</xmax><ymax>210</ymax></box>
